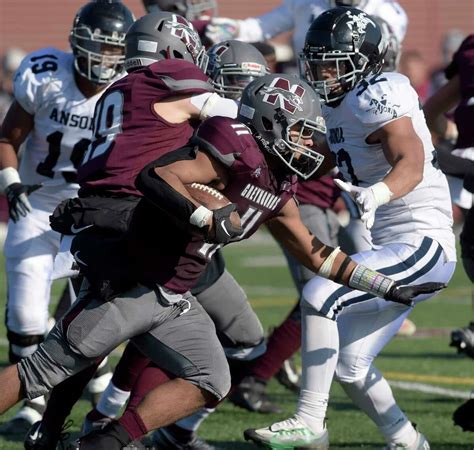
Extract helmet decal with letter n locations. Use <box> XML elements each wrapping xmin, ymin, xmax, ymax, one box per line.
<box><xmin>70</xmin><ymin>0</ymin><xmax>135</xmax><ymax>84</ymax></box>
<box><xmin>261</xmin><ymin>77</ymin><xmax>305</xmax><ymax>114</ymax></box>
<box><xmin>124</xmin><ymin>11</ymin><xmax>208</xmax><ymax>72</ymax></box>
<box><xmin>299</xmin><ymin>6</ymin><xmax>384</xmax><ymax>104</ymax></box>
<box><xmin>206</xmin><ymin>40</ymin><xmax>268</xmax><ymax>100</ymax></box>
<box><xmin>238</xmin><ymin>74</ymin><xmax>327</xmax><ymax>180</ymax></box>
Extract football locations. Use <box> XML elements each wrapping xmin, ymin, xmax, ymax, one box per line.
<box><xmin>185</xmin><ymin>183</ymin><xmax>241</xmax><ymax>230</ymax></box>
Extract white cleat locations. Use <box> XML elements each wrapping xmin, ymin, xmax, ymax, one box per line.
<box><xmin>383</xmin><ymin>431</ymin><xmax>430</xmax><ymax>450</ymax></box>
<box><xmin>244</xmin><ymin>416</ymin><xmax>329</xmax><ymax>449</ymax></box>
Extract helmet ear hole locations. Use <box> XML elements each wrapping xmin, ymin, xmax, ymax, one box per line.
<box><xmin>173</xmin><ymin>50</ymin><xmax>184</xmax><ymax>59</ymax></box>
<box><xmin>262</xmin><ymin>117</ymin><xmax>273</xmax><ymax>131</ymax></box>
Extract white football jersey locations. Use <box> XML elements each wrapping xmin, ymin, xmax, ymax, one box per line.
<box><xmin>323</xmin><ymin>72</ymin><xmax>456</xmax><ymax>261</ymax></box>
<box><xmin>238</xmin><ymin>0</ymin><xmax>407</xmax><ymax>58</ymax></box>
<box><xmin>13</xmin><ymin>48</ymin><xmax>103</xmax><ymax>193</ymax></box>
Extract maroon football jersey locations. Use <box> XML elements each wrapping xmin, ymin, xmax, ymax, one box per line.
<box><xmin>128</xmin><ymin>116</ymin><xmax>297</xmax><ymax>293</ymax></box>
<box><xmin>78</xmin><ymin>59</ymin><xmax>213</xmax><ymax>196</ymax></box>
<box><xmin>446</xmin><ymin>35</ymin><xmax>474</xmax><ymax>149</ymax></box>
<box><xmin>296</xmin><ymin>176</ymin><xmax>339</xmax><ymax>209</ymax></box>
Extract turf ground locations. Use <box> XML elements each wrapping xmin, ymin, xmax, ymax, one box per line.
<box><xmin>0</xmin><ymin>230</ymin><xmax>472</xmax><ymax>449</ymax></box>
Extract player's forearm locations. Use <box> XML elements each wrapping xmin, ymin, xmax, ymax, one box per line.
<box><xmin>0</xmin><ymin>143</ymin><xmax>19</xmax><ymax>170</ymax></box>
<box><xmin>382</xmin><ymin>153</ymin><xmax>423</xmax><ymax>199</ymax></box>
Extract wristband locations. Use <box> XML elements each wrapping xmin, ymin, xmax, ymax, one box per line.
<box><xmin>0</xmin><ymin>167</ymin><xmax>21</xmax><ymax>191</ymax></box>
<box><xmin>189</xmin><ymin>205</ymin><xmax>213</xmax><ymax>229</ymax></box>
<box><xmin>348</xmin><ymin>264</ymin><xmax>395</xmax><ymax>298</ymax></box>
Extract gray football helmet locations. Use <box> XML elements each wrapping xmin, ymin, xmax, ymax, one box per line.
<box><xmin>206</xmin><ymin>40</ymin><xmax>269</xmax><ymax>100</ymax></box>
<box><xmin>142</xmin><ymin>0</ymin><xmax>217</xmax><ymax>20</ymax></box>
<box><xmin>300</xmin><ymin>7</ymin><xmax>384</xmax><ymax>104</ymax></box>
<box><xmin>124</xmin><ymin>11</ymin><xmax>208</xmax><ymax>72</ymax></box>
<box><xmin>70</xmin><ymin>0</ymin><xmax>135</xmax><ymax>84</ymax></box>
<box><xmin>238</xmin><ymin>74</ymin><xmax>327</xmax><ymax>179</ymax></box>
<box><xmin>373</xmin><ymin>16</ymin><xmax>401</xmax><ymax>72</ymax></box>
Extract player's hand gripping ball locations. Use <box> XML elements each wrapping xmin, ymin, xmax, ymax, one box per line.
<box><xmin>186</xmin><ymin>183</ymin><xmax>242</xmax><ymax>244</ymax></box>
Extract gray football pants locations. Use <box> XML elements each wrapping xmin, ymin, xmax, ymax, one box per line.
<box><xmin>196</xmin><ymin>269</ymin><xmax>265</xmax><ymax>361</ymax></box>
<box><xmin>18</xmin><ymin>282</ymin><xmax>230</xmax><ymax>401</ymax></box>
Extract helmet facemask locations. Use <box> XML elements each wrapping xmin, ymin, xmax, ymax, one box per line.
<box><xmin>271</xmin><ymin>116</ymin><xmax>326</xmax><ymax>179</ymax></box>
<box><xmin>71</xmin><ymin>25</ymin><xmax>126</xmax><ymax>84</ymax></box>
<box><xmin>300</xmin><ymin>50</ymin><xmax>372</xmax><ymax>104</ymax></box>
<box><xmin>210</xmin><ymin>62</ymin><xmax>268</xmax><ymax>100</ymax></box>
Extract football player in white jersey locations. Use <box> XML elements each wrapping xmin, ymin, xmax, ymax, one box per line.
<box><xmin>0</xmin><ymin>0</ymin><xmax>134</xmax><ymax>434</ymax></box>
<box><xmin>244</xmin><ymin>7</ymin><xmax>456</xmax><ymax>450</ymax></box>
<box><xmin>204</xmin><ymin>0</ymin><xmax>407</xmax><ymax>58</ymax></box>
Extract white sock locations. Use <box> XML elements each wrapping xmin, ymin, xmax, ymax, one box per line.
<box><xmin>339</xmin><ymin>366</ymin><xmax>417</xmax><ymax>446</ymax></box>
<box><xmin>175</xmin><ymin>407</ymin><xmax>215</xmax><ymax>432</ymax></box>
<box><xmin>95</xmin><ymin>381</ymin><xmax>130</xmax><ymax>418</ymax></box>
<box><xmin>296</xmin><ymin>306</ymin><xmax>339</xmax><ymax>434</ymax></box>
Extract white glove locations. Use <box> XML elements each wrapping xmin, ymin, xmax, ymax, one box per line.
<box><xmin>205</xmin><ymin>17</ymin><xmax>240</xmax><ymax>44</ymax></box>
<box><xmin>335</xmin><ymin>179</ymin><xmax>392</xmax><ymax>230</ymax></box>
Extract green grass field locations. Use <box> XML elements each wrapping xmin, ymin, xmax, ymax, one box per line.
<box><xmin>0</xmin><ymin>230</ymin><xmax>473</xmax><ymax>449</ymax></box>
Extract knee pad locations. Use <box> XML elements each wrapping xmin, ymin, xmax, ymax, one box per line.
<box><xmin>7</xmin><ymin>329</ymin><xmax>44</xmax><ymax>363</ymax></box>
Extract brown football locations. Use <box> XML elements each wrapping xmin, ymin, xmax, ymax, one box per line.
<box><xmin>185</xmin><ymin>183</ymin><xmax>241</xmax><ymax>230</ymax></box>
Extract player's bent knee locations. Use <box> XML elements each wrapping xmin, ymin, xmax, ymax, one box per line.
<box><xmin>17</xmin><ymin>325</ymin><xmax>96</xmax><ymax>399</ymax></box>
<box><xmin>334</xmin><ymin>361</ymin><xmax>371</xmax><ymax>384</ymax></box>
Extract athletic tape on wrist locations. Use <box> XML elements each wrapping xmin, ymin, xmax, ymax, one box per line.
<box><xmin>189</xmin><ymin>205</ymin><xmax>213</xmax><ymax>229</ymax></box>
<box><xmin>371</xmin><ymin>181</ymin><xmax>393</xmax><ymax>207</ymax></box>
<box><xmin>318</xmin><ymin>246</ymin><xmax>341</xmax><ymax>279</ymax></box>
<box><xmin>348</xmin><ymin>264</ymin><xmax>395</xmax><ymax>298</ymax></box>
<box><xmin>0</xmin><ymin>167</ymin><xmax>21</xmax><ymax>191</ymax></box>
<box><xmin>198</xmin><ymin>92</ymin><xmax>221</xmax><ymax>120</ymax></box>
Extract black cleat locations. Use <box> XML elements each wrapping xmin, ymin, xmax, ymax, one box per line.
<box><xmin>68</xmin><ymin>421</ymin><xmax>131</xmax><ymax>450</ymax></box>
<box><xmin>24</xmin><ymin>419</ymin><xmax>73</xmax><ymax>450</ymax></box>
<box><xmin>228</xmin><ymin>376</ymin><xmax>282</xmax><ymax>414</ymax></box>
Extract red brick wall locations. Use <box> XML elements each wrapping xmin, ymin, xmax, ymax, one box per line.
<box><xmin>0</xmin><ymin>0</ymin><xmax>473</xmax><ymax>69</ymax></box>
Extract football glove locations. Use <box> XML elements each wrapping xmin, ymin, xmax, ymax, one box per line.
<box><xmin>209</xmin><ymin>203</ymin><xmax>243</xmax><ymax>244</ymax></box>
<box><xmin>384</xmin><ymin>282</ymin><xmax>447</xmax><ymax>307</ymax></box>
<box><xmin>5</xmin><ymin>182</ymin><xmax>42</xmax><ymax>223</ymax></box>
<box><xmin>334</xmin><ymin>179</ymin><xmax>392</xmax><ymax>230</ymax></box>
<box><xmin>205</xmin><ymin>17</ymin><xmax>240</xmax><ymax>44</ymax></box>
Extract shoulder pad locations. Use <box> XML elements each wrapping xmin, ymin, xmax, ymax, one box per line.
<box><xmin>349</xmin><ymin>72</ymin><xmax>416</xmax><ymax>126</ymax></box>
<box><xmin>193</xmin><ymin>117</ymin><xmax>253</xmax><ymax>167</ymax></box>
<box><xmin>13</xmin><ymin>48</ymin><xmax>72</xmax><ymax>114</ymax></box>
<box><xmin>147</xmin><ymin>59</ymin><xmax>213</xmax><ymax>93</ymax></box>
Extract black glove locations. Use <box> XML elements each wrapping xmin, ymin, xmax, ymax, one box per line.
<box><xmin>5</xmin><ymin>183</ymin><xmax>42</xmax><ymax>223</ymax></box>
<box><xmin>453</xmin><ymin>399</ymin><xmax>474</xmax><ymax>432</ymax></box>
<box><xmin>209</xmin><ymin>203</ymin><xmax>243</xmax><ymax>244</ymax></box>
<box><xmin>384</xmin><ymin>282</ymin><xmax>447</xmax><ymax>307</ymax></box>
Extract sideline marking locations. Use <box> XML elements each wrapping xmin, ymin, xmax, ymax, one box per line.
<box><xmin>388</xmin><ymin>380</ymin><xmax>472</xmax><ymax>399</ymax></box>
<box><xmin>385</xmin><ymin>371</ymin><xmax>474</xmax><ymax>385</ymax></box>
